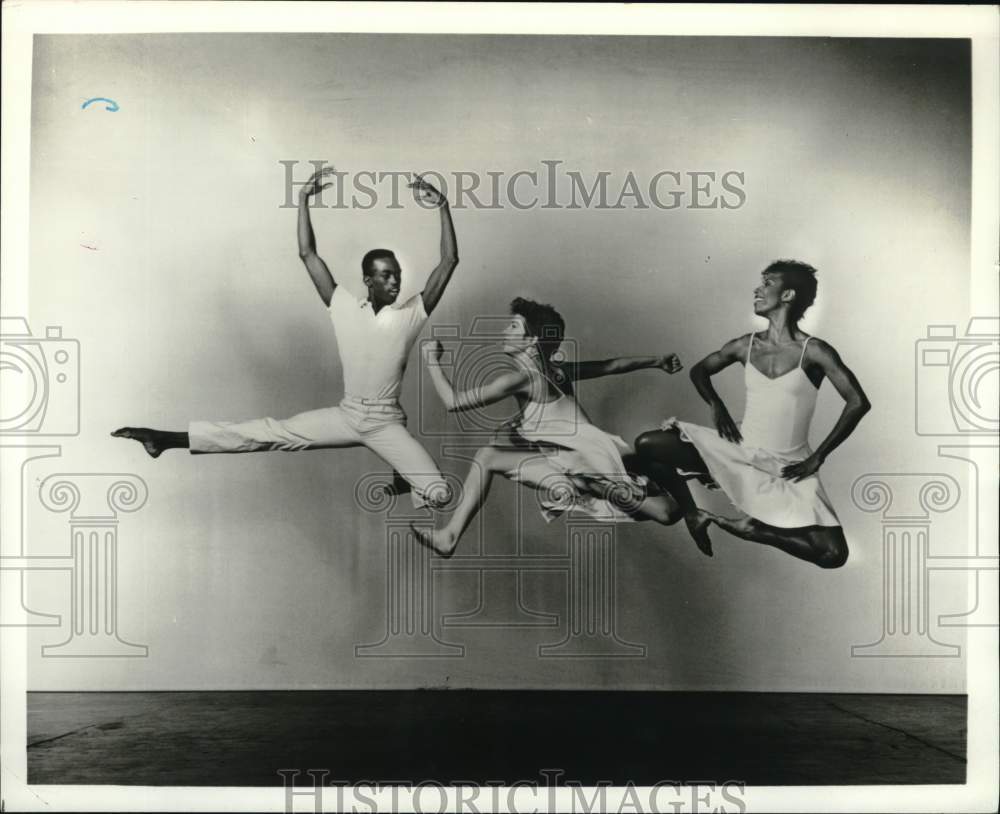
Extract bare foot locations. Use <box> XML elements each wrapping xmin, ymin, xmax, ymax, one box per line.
<box><xmin>685</xmin><ymin>509</ymin><xmax>714</xmax><ymax>557</ymax></box>
<box><xmin>111</xmin><ymin>427</ymin><xmax>165</xmax><ymax>459</ymax></box>
<box><xmin>409</xmin><ymin>523</ymin><xmax>458</xmax><ymax>558</ymax></box>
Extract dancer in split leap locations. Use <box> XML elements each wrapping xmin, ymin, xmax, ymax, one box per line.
<box><xmin>634</xmin><ymin>260</ymin><xmax>870</xmax><ymax>568</ymax></box>
<box><xmin>411</xmin><ymin>297</ymin><xmax>688</xmax><ymax>557</ymax></box>
<box><xmin>113</xmin><ymin>167</ymin><xmax>459</xmax><ymax>509</ymax></box>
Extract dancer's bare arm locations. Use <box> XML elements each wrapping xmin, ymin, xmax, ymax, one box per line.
<box><xmin>562</xmin><ymin>354</ymin><xmax>683</xmax><ymax>382</ymax></box>
<box><xmin>782</xmin><ymin>340</ymin><xmax>871</xmax><ymax>481</ymax></box>
<box><xmin>297</xmin><ymin>167</ymin><xmax>338</xmax><ymax>306</ymax></box>
<box><xmin>690</xmin><ymin>335</ymin><xmax>750</xmax><ymax>443</ymax></box>
<box><xmin>411</xmin><ymin>174</ymin><xmax>459</xmax><ymax>316</ymax></box>
<box><xmin>425</xmin><ymin>341</ymin><xmax>528</xmax><ymax>412</ymax></box>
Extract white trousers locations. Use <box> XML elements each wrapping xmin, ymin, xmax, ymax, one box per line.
<box><xmin>188</xmin><ymin>397</ymin><xmax>444</xmax><ymax>508</ymax></box>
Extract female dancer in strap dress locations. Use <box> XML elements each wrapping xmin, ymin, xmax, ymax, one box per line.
<box><xmin>411</xmin><ymin>297</ymin><xmax>687</xmax><ymax>557</ymax></box>
<box><xmin>634</xmin><ymin>260</ymin><xmax>871</xmax><ymax>568</ymax></box>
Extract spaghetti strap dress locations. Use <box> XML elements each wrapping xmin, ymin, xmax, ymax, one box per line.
<box><xmin>663</xmin><ymin>335</ymin><xmax>840</xmax><ymax>528</ymax></box>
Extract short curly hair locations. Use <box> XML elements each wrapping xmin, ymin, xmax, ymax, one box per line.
<box><xmin>510</xmin><ymin>297</ymin><xmax>565</xmax><ymax>361</ymax></box>
<box><xmin>361</xmin><ymin>248</ymin><xmax>398</xmax><ymax>277</ymax></box>
<box><xmin>763</xmin><ymin>259</ymin><xmax>818</xmax><ymax>323</ymax></box>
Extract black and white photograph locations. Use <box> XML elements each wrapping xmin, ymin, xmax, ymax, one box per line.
<box><xmin>1</xmin><ymin>2</ymin><xmax>997</xmax><ymax>812</ymax></box>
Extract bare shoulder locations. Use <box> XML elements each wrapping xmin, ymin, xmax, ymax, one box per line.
<box><xmin>722</xmin><ymin>332</ymin><xmax>753</xmax><ymax>359</ymax></box>
<box><xmin>804</xmin><ymin>337</ymin><xmax>844</xmax><ymax>366</ymax></box>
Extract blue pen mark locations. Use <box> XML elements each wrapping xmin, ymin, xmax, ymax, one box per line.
<box><xmin>82</xmin><ymin>97</ymin><xmax>119</xmax><ymax>112</ymax></box>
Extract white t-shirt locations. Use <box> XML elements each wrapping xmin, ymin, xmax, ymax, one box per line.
<box><xmin>328</xmin><ymin>285</ymin><xmax>428</xmax><ymax>401</ymax></box>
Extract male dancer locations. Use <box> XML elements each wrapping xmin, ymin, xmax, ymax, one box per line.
<box><xmin>114</xmin><ymin>167</ymin><xmax>458</xmax><ymax>509</ymax></box>
<box><xmin>634</xmin><ymin>260</ymin><xmax>870</xmax><ymax>568</ymax></box>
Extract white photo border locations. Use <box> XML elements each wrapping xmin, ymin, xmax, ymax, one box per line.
<box><xmin>2</xmin><ymin>2</ymin><xmax>997</xmax><ymax>812</ymax></box>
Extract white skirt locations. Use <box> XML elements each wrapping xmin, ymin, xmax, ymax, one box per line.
<box><xmin>663</xmin><ymin>418</ymin><xmax>840</xmax><ymax>529</ymax></box>
<box><xmin>509</xmin><ymin>420</ymin><xmax>644</xmax><ymax>523</ymax></box>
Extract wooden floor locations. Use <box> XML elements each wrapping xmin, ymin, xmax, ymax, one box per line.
<box><xmin>27</xmin><ymin>691</ymin><xmax>966</xmax><ymax>786</ymax></box>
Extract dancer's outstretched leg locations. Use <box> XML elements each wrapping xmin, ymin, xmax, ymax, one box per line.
<box><xmin>115</xmin><ymin>407</ymin><xmax>361</xmax><ymax>459</ymax></box>
<box><xmin>410</xmin><ymin>446</ymin><xmax>687</xmax><ymax>558</ymax></box>
<box><xmin>410</xmin><ymin>447</ymin><xmax>566</xmax><ymax>558</ymax></box>
<box><xmin>631</xmin><ymin>495</ymin><xmax>684</xmax><ymax>525</ymax></box>
<box><xmin>634</xmin><ymin>428</ymin><xmax>714</xmax><ymax>556</ymax></box>
<box><xmin>703</xmin><ymin>512</ymin><xmax>848</xmax><ymax>568</ymax></box>
<box><xmin>111</xmin><ymin>428</ymin><xmax>189</xmax><ymax>458</ymax></box>
<box><xmin>362</xmin><ymin>423</ymin><xmax>453</xmax><ymax>510</ymax></box>
<box><xmin>572</xmin><ymin>471</ymin><xmax>683</xmax><ymax>526</ymax></box>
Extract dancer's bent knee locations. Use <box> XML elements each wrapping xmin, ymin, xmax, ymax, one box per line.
<box><xmin>633</xmin><ymin>430</ymin><xmax>662</xmax><ymax>459</ymax></box>
<box><xmin>814</xmin><ymin>537</ymin><xmax>849</xmax><ymax>569</ymax></box>
<box><xmin>634</xmin><ymin>428</ymin><xmax>683</xmax><ymax>462</ymax></box>
<box><xmin>472</xmin><ymin>445</ymin><xmax>508</xmax><ymax>472</ymax></box>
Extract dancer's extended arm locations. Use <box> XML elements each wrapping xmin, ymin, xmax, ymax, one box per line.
<box><xmin>562</xmin><ymin>354</ymin><xmax>682</xmax><ymax>381</ymax></box>
<box><xmin>689</xmin><ymin>336</ymin><xmax>749</xmax><ymax>443</ymax></box>
<box><xmin>297</xmin><ymin>167</ymin><xmax>338</xmax><ymax>306</ymax></box>
<box><xmin>782</xmin><ymin>340</ymin><xmax>871</xmax><ymax>481</ymax></box>
<box><xmin>411</xmin><ymin>174</ymin><xmax>459</xmax><ymax>316</ymax></box>
<box><xmin>425</xmin><ymin>341</ymin><xmax>528</xmax><ymax>412</ymax></box>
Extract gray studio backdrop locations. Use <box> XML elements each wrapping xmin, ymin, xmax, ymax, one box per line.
<box><xmin>23</xmin><ymin>34</ymin><xmax>970</xmax><ymax>691</ymax></box>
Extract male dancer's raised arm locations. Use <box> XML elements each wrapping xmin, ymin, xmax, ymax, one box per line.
<box><xmin>298</xmin><ymin>167</ymin><xmax>338</xmax><ymax>306</ymax></box>
<box><xmin>410</xmin><ymin>174</ymin><xmax>459</xmax><ymax>315</ymax></box>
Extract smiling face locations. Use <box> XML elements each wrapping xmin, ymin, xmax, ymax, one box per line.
<box><xmin>753</xmin><ymin>271</ymin><xmax>794</xmax><ymax>317</ymax></box>
<box><xmin>501</xmin><ymin>314</ymin><xmax>536</xmax><ymax>355</ymax></box>
<box><xmin>364</xmin><ymin>257</ymin><xmax>401</xmax><ymax>307</ymax></box>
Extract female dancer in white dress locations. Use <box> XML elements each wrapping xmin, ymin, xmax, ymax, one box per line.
<box><xmin>635</xmin><ymin>261</ymin><xmax>870</xmax><ymax>568</ymax></box>
<box><xmin>412</xmin><ymin>298</ymin><xmax>687</xmax><ymax>557</ymax></box>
